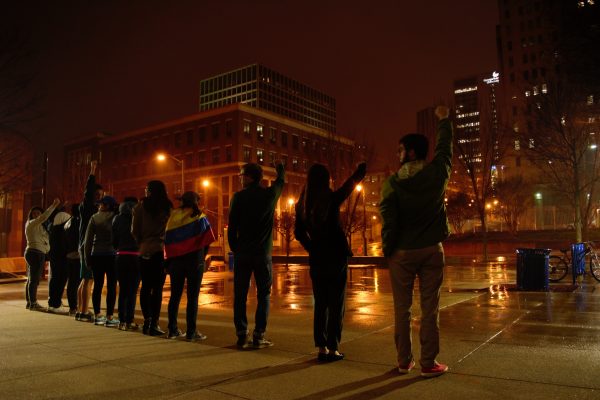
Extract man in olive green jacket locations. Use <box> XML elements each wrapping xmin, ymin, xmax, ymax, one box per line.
<box><xmin>379</xmin><ymin>105</ymin><xmax>452</xmax><ymax>378</ymax></box>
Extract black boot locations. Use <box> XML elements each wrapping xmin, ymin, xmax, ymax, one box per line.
<box><xmin>142</xmin><ymin>318</ymin><xmax>151</xmax><ymax>335</ymax></box>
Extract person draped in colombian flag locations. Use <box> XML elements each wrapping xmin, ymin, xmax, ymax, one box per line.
<box><xmin>164</xmin><ymin>191</ymin><xmax>215</xmax><ymax>341</ymax></box>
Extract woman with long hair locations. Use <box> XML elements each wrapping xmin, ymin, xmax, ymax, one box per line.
<box><xmin>295</xmin><ymin>162</ymin><xmax>366</xmax><ymax>362</ymax></box>
<box><xmin>132</xmin><ymin>180</ymin><xmax>173</xmax><ymax>336</ymax></box>
<box><xmin>164</xmin><ymin>191</ymin><xmax>215</xmax><ymax>341</ymax></box>
<box><xmin>24</xmin><ymin>198</ymin><xmax>60</xmax><ymax>310</ymax></box>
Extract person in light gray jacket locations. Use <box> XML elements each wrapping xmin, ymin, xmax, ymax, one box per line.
<box><xmin>25</xmin><ymin>198</ymin><xmax>60</xmax><ymax>310</ymax></box>
<box><xmin>84</xmin><ymin>196</ymin><xmax>119</xmax><ymax>327</ymax></box>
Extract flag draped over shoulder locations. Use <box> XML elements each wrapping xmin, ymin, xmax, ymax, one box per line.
<box><xmin>165</xmin><ymin>209</ymin><xmax>216</xmax><ymax>259</ymax></box>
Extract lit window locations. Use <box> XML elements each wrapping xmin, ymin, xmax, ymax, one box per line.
<box><xmin>587</xmin><ymin>95</ymin><xmax>594</xmax><ymax>105</ymax></box>
<box><xmin>256</xmin><ymin>149</ymin><xmax>264</xmax><ymax>164</ymax></box>
<box><xmin>515</xmin><ymin>139</ymin><xmax>521</xmax><ymax>150</ymax></box>
<box><xmin>243</xmin><ymin>121</ymin><xmax>250</xmax><ymax>136</ymax></box>
<box><xmin>525</xmin><ymin>90</ymin><xmax>531</xmax><ymax>97</ymax></box>
<box><xmin>533</xmin><ymin>86</ymin><xmax>539</xmax><ymax>96</ymax></box>
<box><xmin>529</xmin><ymin>138</ymin><xmax>535</xmax><ymax>148</ymax></box>
<box><xmin>542</xmin><ymin>84</ymin><xmax>548</xmax><ymax>94</ymax></box>
<box><xmin>257</xmin><ymin>124</ymin><xmax>264</xmax><ymax>140</ymax></box>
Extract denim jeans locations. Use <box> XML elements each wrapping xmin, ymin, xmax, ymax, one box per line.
<box><xmin>388</xmin><ymin>243</ymin><xmax>445</xmax><ymax>368</ymax></box>
<box><xmin>139</xmin><ymin>252</ymin><xmax>166</xmax><ymax>326</ymax></box>
<box><xmin>116</xmin><ymin>254</ymin><xmax>140</xmax><ymax>323</ymax></box>
<box><xmin>167</xmin><ymin>251</ymin><xmax>204</xmax><ymax>336</ymax></box>
<box><xmin>25</xmin><ymin>249</ymin><xmax>46</xmax><ymax>307</ymax></box>
<box><xmin>233</xmin><ymin>254</ymin><xmax>272</xmax><ymax>337</ymax></box>
<box><xmin>90</xmin><ymin>254</ymin><xmax>117</xmax><ymax>316</ymax></box>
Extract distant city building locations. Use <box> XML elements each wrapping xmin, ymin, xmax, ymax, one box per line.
<box><xmin>63</xmin><ymin>104</ymin><xmax>355</xmax><ymax>243</ymax></box>
<box><xmin>495</xmin><ymin>0</ymin><xmax>600</xmax><ymax>229</ymax></box>
<box><xmin>199</xmin><ymin>64</ymin><xmax>337</xmax><ymax>133</ymax></box>
<box><xmin>453</xmin><ymin>72</ymin><xmax>501</xmax><ymax>177</ymax></box>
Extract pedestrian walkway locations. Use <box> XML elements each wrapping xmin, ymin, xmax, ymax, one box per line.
<box><xmin>1</xmin><ymin>263</ymin><xmax>599</xmax><ymax>399</ymax></box>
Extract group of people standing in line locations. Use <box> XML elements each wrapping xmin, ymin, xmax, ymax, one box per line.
<box><xmin>24</xmin><ymin>105</ymin><xmax>452</xmax><ymax>378</ymax></box>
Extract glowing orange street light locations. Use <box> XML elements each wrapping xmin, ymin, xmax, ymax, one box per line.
<box><xmin>202</xmin><ymin>179</ymin><xmax>210</xmax><ymax>188</ymax></box>
<box><xmin>156</xmin><ymin>152</ymin><xmax>184</xmax><ymax>194</ymax></box>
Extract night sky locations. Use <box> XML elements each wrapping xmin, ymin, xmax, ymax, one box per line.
<box><xmin>5</xmin><ymin>0</ymin><xmax>498</xmax><ymax>196</ymax></box>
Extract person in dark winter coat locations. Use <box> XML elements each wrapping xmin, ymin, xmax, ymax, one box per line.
<box><xmin>76</xmin><ymin>160</ymin><xmax>104</xmax><ymax>322</ymax></box>
<box><xmin>47</xmin><ymin>207</ymin><xmax>72</xmax><ymax>313</ymax></box>
<box><xmin>112</xmin><ymin>197</ymin><xmax>140</xmax><ymax>330</ymax></box>
<box><xmin>64</xmin><ymin>204</ymin><xmax>82</xmax><ymax>314</ymax></box>
<box><xmin>132</xmin><ymin>180</ymin><xmax>172</xmax><ymax>336</ymax></box>
<box><xmin>295</xmin><ymin>162</ymin><xmax>366</xmax><ymax>362</ymax></box>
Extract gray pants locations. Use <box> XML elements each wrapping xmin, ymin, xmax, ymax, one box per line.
<box><xmin>388</xmin><ymin>243</ymin><xmax>444</xmax><ymax>368</ymax></box>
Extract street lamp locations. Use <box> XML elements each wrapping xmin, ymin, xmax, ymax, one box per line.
<box><xmin>355</xmin><ymin>184</ymin><xmax>367</xmax><ymax>256</ymax></box>
<box><xmin>156</xmin><ymin>153</ymin><xmax>184</xmax><ymax>194</ymax></box>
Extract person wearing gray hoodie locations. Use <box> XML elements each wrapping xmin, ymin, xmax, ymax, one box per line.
<box><xmin>84</xmin><ymin>196</ymin><xmax>119</xmax><ymax>327</ymax></box>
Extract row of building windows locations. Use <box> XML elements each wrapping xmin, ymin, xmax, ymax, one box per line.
<box><xmin>111</xmin><ymin>146</ymin><xmax>236</xmax><ymax>180</ymax></box>
<box><xmin>108</xmin><ymin>120</ymin><xmax>235</xmax><ymax>162</ymax></box>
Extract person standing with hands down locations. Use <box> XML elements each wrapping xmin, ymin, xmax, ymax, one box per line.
<box><xmin>295</xmin><ymin>162</ymin><xmax>367</xmax><ymax>362</ymax></box>
<box><xmin>379</xmin><ymin>105</ymin><xmax>453</xmax><ymax>378</ymax></box>
<box><xmin>165</xmin><ymin>191</ymin><xmax>215</xmax><ymax>341</ymax></box>
<box><xmin>228</xmin><ymin>161</ymin><xmax>284</xmax><ymax>348</ymax></box>
<box><xmin>132</xmin><ymin>180</ymin><xmax>172</xmax><ymax>336</ymax></box>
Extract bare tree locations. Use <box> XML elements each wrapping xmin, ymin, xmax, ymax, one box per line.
<box><xmin>0</xmin><ymin>26</ymin><xmax>39</xmax><ymax>194</ymax></box>
<box><xmin>445</xmin><ymin>191</ymin><xmax>475</xmax><ymax>234</ymax></box>
<box><xmin>522</xmin><ymin>82</ymin><xmax>600</xmax><ymax>241</ymax></box>
<box><xmin>274</xmin><ymin>210</ymin><xmax>295</xmax><ymax>262</ymax></box>
<box><xmin>453</xmin><ymin>100</ymin><xmax>511</xmax><ymax>260</ymax></box>
<box><xmin>495</xmin><ymin>175</ymin><xmax>533</xmax><ymax>235</ymax></box>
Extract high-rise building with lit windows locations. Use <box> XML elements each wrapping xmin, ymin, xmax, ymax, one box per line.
<box><xmin>452</xmin><ymin>72</ymin><xmax>501</xmax><ymax>175</ymax></box>
<box><xmin>199</xmin><ymin>64</ymin><xmax>337</xmax><ymax>133</ymax></box>
<box><xmin>496</xmin><ymin>0</ymin><xmax>599</xmax><ymax>176</ymax></box>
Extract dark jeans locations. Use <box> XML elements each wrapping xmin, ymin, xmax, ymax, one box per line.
<box><xmin>66</xmin><ymin>258</ymin><xmax>82</xmax><ymax>310</ymax></box>
<box><xmin>233</xmin><ymin>254</ymin><xmax>272</xmax><ymax>337</ymax></box>
<box><xmin>139</xmin><ymin>252</ymin><xmax>166</xmax><ymax>326</ymax></box>
<box><xmin>48</xmin><ymin>255</ymin><xmax>68</xmax><ymax>308</ymax></box>
<box><xmin>310</xmin><ymin>264</ymin><xmax>348</xmax><ymax>351</ymax></box>
<box><xmin>116</xmin><ymin>254</ymin><xmax>140</xmax><ymax>323</ymax></box>
<box><xmin>25</xmin><ymin>249</ymin><xmax>46</xmax><ymax>307</ymax></box>
<box><xmin>91</xmin><ymin>254</ymin><xmax>117</xmax><ymax>316</ymax></box>
<box><xmin>167</xmin><ymin>251</ymin><xmax>204</xmax><ymax>335</ymax></box>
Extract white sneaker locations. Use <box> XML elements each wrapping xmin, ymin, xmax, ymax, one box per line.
<box><xmin>47</xmin><ymin>306</ymin><xmax>69</xmax><ymax>314</ymax></box>
<box><xmin>94</xmin><ymin>315</ymin><xmax>107</xmax><ymax>325</ymax></box>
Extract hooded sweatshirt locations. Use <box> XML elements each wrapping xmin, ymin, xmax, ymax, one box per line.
<box><xmin>25</xmin><ymin>203</ymin><xmax>59</xmax><ymax>254</ymax></box>
<box><xmin>379</xmin><ymin>118</ymin><xmax>453</xmax><ymax>256</ymax></box>
<box><xmin>49</xmin><ymin>211</ymin><xmax>71</xmax><ymax>260</ymax></box>
<box><xmin>84</xmin><ymin>210</ymin><xmax>116</xmax><ymax>266</ymax></box>
<box><xmin>112</xmin><ymin>201</ymin><xmax>139</xmax><ymax>253</ymax></box>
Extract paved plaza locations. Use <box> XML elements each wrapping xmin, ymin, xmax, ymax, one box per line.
<box><xmin>1</xmin><ymin>256</ymin><xmax>599</xmax><ymax>399</ymax></box>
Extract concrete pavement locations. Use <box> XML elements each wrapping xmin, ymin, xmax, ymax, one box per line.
<box><xmin>1</xmin><ymin>259</ymin><xmax>599</xmax><ymax>399</ymax></box>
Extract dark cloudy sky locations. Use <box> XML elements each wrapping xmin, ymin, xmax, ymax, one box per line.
<box><xmin>5</xmin><ymin>0</ymin><xmax>499</xmax><ymax>194</ymax></box>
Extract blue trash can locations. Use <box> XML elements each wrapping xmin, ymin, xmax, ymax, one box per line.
<box><xmin>516</xmin><ymin>248</ymin><xmax>550</xmax><ymax>291</ymax></box>
<box><xmin>228</xmin><ymin>252</ymin><xmax>235</xmax><ymax>271</ymax></box>
<box><xmin>571</xmin><ymin>243</ymin><xmax>586</xmax><ymax>284</ymax></box>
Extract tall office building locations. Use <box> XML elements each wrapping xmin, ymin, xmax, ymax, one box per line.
<box><xmin>496</xmin><ymin>0</ymin><xmax>599</xmax><ymax>175</ymax></box>
<box><xmin>199</xmin><ymin>64</ymin><xmax>337</xmax><ymax>133</ymax></box>
<box><xmin>453</xmin><ymin>72</ymin><xmax>501</xmax><ymax>176</ymax></box>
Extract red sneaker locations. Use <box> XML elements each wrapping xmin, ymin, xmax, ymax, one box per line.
<box><xmin>421</xmin><ymin>362</ymin><xmax>448</xmax><ymax>378</ymax></box>
<box><xmin>398</xmin><ymin>359</ymin><xmax>415</xmax><ymax>374</ymax></box>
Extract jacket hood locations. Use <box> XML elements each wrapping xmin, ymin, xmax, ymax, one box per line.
<box><xmin>119</xmin><ymin>201</ymin><xmax>136</xmax><ymax>215</ymax></box>
<box><xmin>53</xmin><ymin>212</ymin><xmax>71</xmax><ymax>226</ymax></box>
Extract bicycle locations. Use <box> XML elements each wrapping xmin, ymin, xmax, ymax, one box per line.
<box><xmin>548</xmin><ymin>242</ymin><xmax>600</xmax><ymax>282</ymax></box>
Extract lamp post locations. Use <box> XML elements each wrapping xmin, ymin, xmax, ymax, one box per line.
<box><xmin>156</xmin><ymin>153</ymin><xmax>184</xmax><ymax>194</ymax></box>
<box><xmin>356</xmin><ymin>184</ymin><xmax>368</xmax><ymax>256</ymax></box>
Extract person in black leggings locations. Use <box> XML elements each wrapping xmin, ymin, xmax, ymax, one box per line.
<box><xmin>132</xmin><ymin>181</ymin><xmax>172</xmax><ymax>336</ymax></box>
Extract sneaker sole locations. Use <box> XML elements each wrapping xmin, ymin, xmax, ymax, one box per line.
<box><xmin>421</xmin><ymin>368</ymin><xmax>448</xmax><ymax>378</ymax></box>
